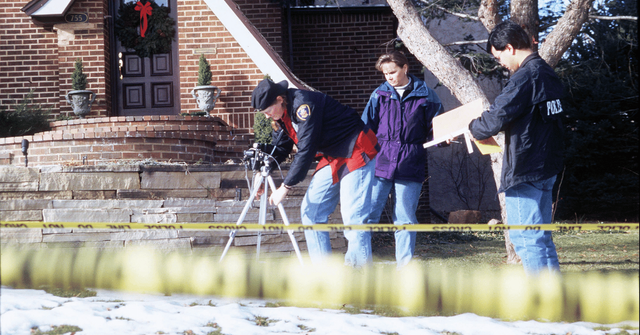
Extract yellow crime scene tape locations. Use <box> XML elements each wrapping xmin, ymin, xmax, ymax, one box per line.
<box><xmin>1</xmin><ymin>246</ymin><xmax>637</xmax><ymax>324</ymax></box>
<box><xmin>1</xmin><ymin>221</ymin><xmax>639</xmax><ymax>232</ymax></box>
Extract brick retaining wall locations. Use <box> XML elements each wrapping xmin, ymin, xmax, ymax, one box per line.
<box><xmin>0</xmin><ymin>116</ymin><xmax>251</xmax><ymax>167</ymax></box>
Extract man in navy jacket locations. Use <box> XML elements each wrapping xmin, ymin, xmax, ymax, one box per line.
<box><xmin>468</xmin><ymin>21</ymin><xmax>565</xmax><ymax>275</ymax></box>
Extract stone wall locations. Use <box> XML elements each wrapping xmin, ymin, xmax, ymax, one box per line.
<box><xmin>0</xmin><ymin>164</ymin><xmax>346</xmax><ymax>257</ymax></box>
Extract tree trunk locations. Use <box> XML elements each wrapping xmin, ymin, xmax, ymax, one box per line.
<box><xmin>486</xmin><ymin>134</ymin><xmax>521</xmax><ymax>263</ymax></box>
<box><xmin>388</xmin><ymin>0</ymin><xmax>488</xmax><ymax>105</ymax></box>
<box><xmin>539</xmin><ymin>0</ymin><xmax>594</xmax><ymax>67</ymax></box>
<box><xmin>478</xmin><ymin>0</ymin><xmax>501</xmax><ymax>32</ymax></box>
<box><xmin>387</xmin><ymin>0</ymin><xmax>595</xmax><ymax>265</ymax></box>
<box><xmin>387</xmin><ymin>0</ymin><xmax>521</xmax><ymax>263</ymax></box>
<box><xmin>511</xmin><ymin>0</ymin><xmax>541</xmax><ymax>50</ymax></box>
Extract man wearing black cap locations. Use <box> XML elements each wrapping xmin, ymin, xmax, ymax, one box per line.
<box><xmin>251</xmin><ymin>78</ymin><xmax>380</xmax><ymax>267</ymax></box>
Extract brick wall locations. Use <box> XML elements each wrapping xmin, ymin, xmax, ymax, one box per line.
<box><xmin>1</xmin><ymin>0</ymin><xmax>279</xmax><ymax>130</ymax></box>
<box><xmin>176</xmin><ymin>0</ymin><xmax>283</xmax><ymax>132</ymax></box>
<box><xmin>287</xmin><ymin>7</ymin><xmax>398</xmax><ymax>113</ymax></box>
<box><xmin>235</xmin><ymin>0</ymin><xmax>284</xmax><ymax>56</ymax></box>
<box><xmin>0</xmin><ymin>0</ymin><xmax>110</xmax><ymax>119</ymax></box>
<box><xmin>1</xmin><ymin>1</ymin><xmax>60</xmax><ymax>114</ymax></box>
<box><xmin>0</xmin><ymin>116</ymin><xmax>251</xmax><ymax>166</ymax></box>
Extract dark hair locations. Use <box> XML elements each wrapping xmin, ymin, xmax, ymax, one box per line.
<box><xmin>486</xmin><ymin>20</ymin><xmax>533</xmax><ymax>53</ymax></box>
<box><xmin>375</xmin><ymin>51</ymin><xmax>409</xmax><ymax>72</ymax></box>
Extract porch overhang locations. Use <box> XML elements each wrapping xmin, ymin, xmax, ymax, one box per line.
<box><xmin>21</xmin><ymin>0</ymin><xmax>76</xmax><ymax>27</ymax></box>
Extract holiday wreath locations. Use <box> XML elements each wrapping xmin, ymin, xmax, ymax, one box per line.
<box><xmin>114</xmin><ymin>0</ymin><xmax>176</xmax><ymax>58</ymax></box>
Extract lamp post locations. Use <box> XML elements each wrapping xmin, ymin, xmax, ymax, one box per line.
<box><xmin>21</xmin><ymin>139</ymin><xmax>29</xmax><ymax>167</ymax></box>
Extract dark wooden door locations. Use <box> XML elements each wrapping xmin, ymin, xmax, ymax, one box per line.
<box><xmin>114</xmin><ymin>0</ymin><xmax>180</xmax><ymax>116</ymax></box>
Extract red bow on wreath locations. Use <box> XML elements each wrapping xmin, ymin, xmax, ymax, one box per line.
<box><xmin>134</xmin><ymin>1</ymin><xmax>153</xmax><ymax>38</ymax></box>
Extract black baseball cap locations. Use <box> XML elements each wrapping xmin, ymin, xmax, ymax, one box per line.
<box><xmin>251</xmin><ymin>79</ymin><xmax>289</xmax><ymax>111</ymax></box>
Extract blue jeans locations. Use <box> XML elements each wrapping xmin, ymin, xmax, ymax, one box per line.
<box><xmin>367</xmin><ymin>177</ymin><xmax>422</xmax><ymax>267</ymax></box>
<box><xmin>301</xmin><ymin>158</ymin><xmax>376</xmax><ymax>267</ymax></box>
<box><xmin>505</xmin><ymin>175</ymin><xmax>560</xmax><ymax>275</ymax></box>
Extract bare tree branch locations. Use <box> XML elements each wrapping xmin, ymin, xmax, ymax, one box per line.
<box><xmin>429</xmin><ymin>2</ymin><xmax>480</xmax><ymax>21</ymax></box>
<box><xmin>443</xmin><ymin>39</ymin><xmax>488</xmax><ymax>46</ymax></box>
<box><xmin>589</xmin><ymin>15</ymin><xmax>637</xmax><ymax>21</ymax></box>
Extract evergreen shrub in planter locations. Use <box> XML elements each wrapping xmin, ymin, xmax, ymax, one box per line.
<box><xmin>65</xmin><ymin>58</ymin><xmax>96</xmax><ymax>118</ymax></box>
<box><xmin>191</xmin><ymin>54</ymin><xmax>221</xmax><ymax>115</ymax></box>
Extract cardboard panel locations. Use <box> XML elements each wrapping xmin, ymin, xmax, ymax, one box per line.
<box><xmin>432</xmin><ymin>98</ymin><xmax>484</xmax><ymax>140</ymax></box>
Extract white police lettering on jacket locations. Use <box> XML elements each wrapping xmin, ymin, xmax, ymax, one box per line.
<box><xmin>546</xmin><ymin>99</ymin><xmax>563</xmax><ymax>116</ymax></box>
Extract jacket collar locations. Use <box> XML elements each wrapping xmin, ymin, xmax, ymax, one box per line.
<box><xmin>379</xmin><ymin>74</ymin><xmax>430</xmax><ymax>99</ymax></box>
<box><xmin>517</xmin><ymin>52</ymin><xmax>541</xmax><ymax>73</ymax></box>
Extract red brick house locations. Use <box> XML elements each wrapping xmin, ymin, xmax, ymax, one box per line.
<box><xmin>2</xmin><ymin>0</ymin><xmax>400</xmax><ymax>134</ymax></box>
<box><xmin>1</xmin><ymin>0</ymin><xmax>408</xmax><ymax>164</ymax></box>
<box><xmin>1</xmin><ymin>0</ymin><xmax>441</xmax><ymax>222</ymax></box>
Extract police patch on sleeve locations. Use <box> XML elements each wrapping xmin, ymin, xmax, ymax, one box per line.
<box><xmin>296</xmin><ymin>104</ymin><xmax>310</xmax><ymax>121</ymax></box>
<box><xmin>538</xmin><ymin>99</ymin><xmax>563</xmax><ymax>122</ymax></box>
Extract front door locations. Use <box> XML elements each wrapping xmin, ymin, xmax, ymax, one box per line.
<box><xmin>113</xmin><ymin>0</ymin><xmax>180</xmax><ymax>116</ymax></box>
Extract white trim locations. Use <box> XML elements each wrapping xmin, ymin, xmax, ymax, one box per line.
<box><xmin>203</xmin><ymin>0</ymin><xmax>300</xmax><ymax>88</ymax></box>
<box><xmin>32</xmin><ymin>0</ymin><xmax>74</xmax><ymax>16</ymax></box>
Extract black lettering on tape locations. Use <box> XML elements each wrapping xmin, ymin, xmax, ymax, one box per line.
<box><xmin>1</xmin><ymin>223</ymin><xmax>28</xmax><ymax>228</ymax></box>
<box><xmin>144</xmin><ymin>225</ymin><xmax>177</xmax><ymax>229</ymax></box>
<box><xmin>208</xmin><ymin>225</ymin><xmax>246</xmax><ymax>230</ymax></box>
<box><xmin>43</xmin><ymin>224</ymin><xmax>65</xmax><ymax>228</ymax></box>
<box><xmin>369</xmin><ymin>227</ymin><xmax>399</xmax><ymax>232</ymax></box>
<box><xmin>106</xmin><ymin>224</ymin><xmax>132</xmax><ymax>229</ymax></box>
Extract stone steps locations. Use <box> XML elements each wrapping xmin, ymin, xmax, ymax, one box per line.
<box><xmin>0</xmin><ymin>197</ymin><xmax>347</xmax><ymax>256</ymax></box>
<box><xmin>0</xmin><ymin>164</ymin><xmax>347</xmax><ymax>257</ymax></box>
<box><xmin>0</xmin><ymin>198</ymin><xmax>341</xmax><ymax>224</ymax></box>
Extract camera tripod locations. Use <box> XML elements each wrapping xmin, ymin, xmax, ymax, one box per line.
<box><xmin>219</xmin><ymin>148</ymin><xmax>304</xmax><ymax>264</ymax></box>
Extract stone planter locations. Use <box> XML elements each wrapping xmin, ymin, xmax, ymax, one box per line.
<box><xmin>65</xmin><ymin>90</ymin><xmax>96</xmax><ymax>119</ymax></box>
<box><xmin>191</xmin><ymin>85</ymin><xmax>221</xmax><ymax>115</ymax></box>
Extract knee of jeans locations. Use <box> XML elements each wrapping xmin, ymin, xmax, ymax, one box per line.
<box><xmin>301</xmin><ymin>204</ymin><xmax>330</xmax><ymax>225</ymax></box>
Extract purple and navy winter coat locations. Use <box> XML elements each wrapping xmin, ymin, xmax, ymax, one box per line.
<box><xmin>362</xmin><ymin>74</ymin><xmax>443</xmax><ymax>183</ymax></box>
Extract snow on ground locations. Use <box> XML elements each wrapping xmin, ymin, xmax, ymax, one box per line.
<box><xmin>1</xmin><ymin>286</ymin><xmax>638</xmax><ymax>335</ymax></box>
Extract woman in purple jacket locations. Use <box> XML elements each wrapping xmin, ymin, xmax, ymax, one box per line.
<box><xmin>362</xmin><ymin>51</ymin><xmax>443</xmax><ymax>267</ymax></box>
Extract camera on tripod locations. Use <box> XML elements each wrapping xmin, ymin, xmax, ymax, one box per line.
<box><xmin>222</xmin><ymin>143</ymin><xmax>303</xmax><ymax>264</ymax></box>
<box><xmin>243</xmin><ymin>143</ymin><xmax>274</xmax><ymax>171</ymax></box>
